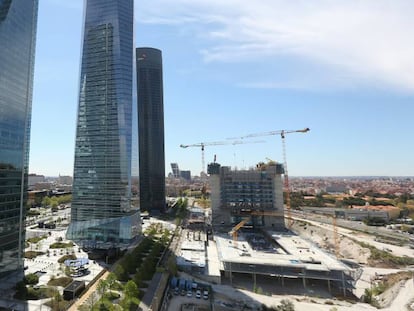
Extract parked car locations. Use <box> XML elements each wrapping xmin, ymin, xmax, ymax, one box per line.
<box><xmin>203</xmin><ymin>290</ymin><xmax>209</xmax><ymax>300</ymax></box>
<box><xmin>195</xmin><ymin>289</ymin><xmax>201</xmax><ymax>299</ymax></box>
<box><xmin>187</xmin><ymin>290</ymin><xmax>192</xmax><ymax>297</ymax></box>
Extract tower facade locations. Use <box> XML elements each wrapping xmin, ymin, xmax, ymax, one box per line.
<box><xmin>208</xmin><ymin>162</ymin><xmax>285</xmax><ymax>230</ymax></box>
<box><xmin>0</xmin><ymin>0</ymin><xmax>38</xmax><ymax>279</ymax></box>
<box><xmin>136</xmin><ymin>48</ymin><xmax>166</xmax><ymax>213</ymax></box>
<box><xmin>67</xmin><ymin>0</ymin><xmax>140</xmax><ymax>248</ymax></box>
<box><xmin>171</xmin><ymin>163</ymin><xmax>180</xmax><ymax>179</ymax></box>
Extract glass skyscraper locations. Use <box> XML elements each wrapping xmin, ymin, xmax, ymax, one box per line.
<box><xmin>136</xmin><ymin>48</ymin><xmax>166</xmax><ymax>213</ymax></box>
<box><xmin>67</xmin><ymin>0</ymin><xmax>140</xmax><ymax>248</ymax></box>
<box><xmin>0</xmin><ymin>0</ymin><xmax>38</xmax><ymax>279</ymax></box>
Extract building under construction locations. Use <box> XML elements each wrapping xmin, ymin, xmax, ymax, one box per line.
<box><xmin>208</xmin><ymin>162</ymin><xmax>285</xmax><ymax>230</ymax></box>
<box><xmin>205</xmin><ymin>161</ymin><xmax>360</xmax><ymax>296</ymax></box>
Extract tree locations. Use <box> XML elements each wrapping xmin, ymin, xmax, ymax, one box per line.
<box><xmin>276</xmin><ymin>299</ymin><xmax>295</xmax><ymax>311</ymax></box>
<box><xmin>114</xmin><ymin>264</ymin><xmax>127</xmax><ymax>281</ymax></box>
<box><xmin>51</xmin><ymin>198</ymin><xmax>59</xmax><ymax>209</ymax></box>
<box><xmin>132</xmin><ymin>273</ymin><xmax>143</xmax><ymax>288</ymax></box>
<box><xmin>167</xmin><ymin>255</ymin><xmax>177</xmax><ymax>276</ymax></box>
<box><xmin>124</xmin><ymin>280</ymin><xmax>139</xmax><ymax>299</ymax></box>
<box><xmin>42</xmin><ymin>196</ymin><xmax>51</xmax><ymax>208</ymax></box>
<box><xmin>106</xmin><ymin>272</ymin><xmax>117</xmax><ymax>289</ymax></box>
<box><xmin>24</xmin><ymin>273</ymin><xmax>39</xmax><ymax>285</ymax></box>
<box><xmin>120</xmin><ymin>297</ymin><xmax>139</xmax><ymax>311</ymax></box>
<box><xmin>97</xmin><ymin>279</ymin><xmax>108</xmax><ymax>296</ymax></box>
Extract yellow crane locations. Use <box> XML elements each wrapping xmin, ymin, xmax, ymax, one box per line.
<box><xmin>230</xmin><ymin>128</ymin><xmax>310</xmax><ymax>229</ymax></box>
<box><xmin>229</xmin><ymin>210</ymin><xmax>285</xmax><ymax>246</ymax></box>
<box><xmin>180</xmin><ymin>140</ymin><xmax>263</xmax><ymax>174</ymax></box>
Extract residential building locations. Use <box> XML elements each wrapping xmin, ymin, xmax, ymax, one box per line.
<box><xmin>208</xmin><ymin>162</ymin><xmax>285</xmax><ymax>230</ymax></box>
<box><xmin>136</xmin><ymin>47</ymin><xmax>166</xmax><ymax>213</ymax></box>
<box><xmin>67</xmin><ymin>0</ymin><xmax>140</xmax><ymax>248</ymax></box>
<box><xmin>0</xmin><ymin>0</ymin><xmax>38</xmax><ymax>279</ymax></box>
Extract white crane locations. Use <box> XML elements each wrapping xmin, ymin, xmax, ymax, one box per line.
<box><xmin>231</xmin><ymin>127</ymin><xmax>310</xmax><ymax>228</ymax></box>
<box><xmin>180</xmin><ymin>140</ymin><xmax>263</xmax><ymax>174</ymax></box>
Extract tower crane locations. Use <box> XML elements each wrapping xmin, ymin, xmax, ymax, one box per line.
<box><xmin>232</xmin><ymin>128</ymin><xmax>310</xmax><ymax>229</ymax></box>
<box><xmin>180</xmin><ymin>140</ymin><xmax>263</xmax><ymax>174</ymax></box>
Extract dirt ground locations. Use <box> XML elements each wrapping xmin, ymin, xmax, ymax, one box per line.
<box><xmin>291</xmin><ymin>220</ymin><xmax>371</xmax><ymax>264</ymax></box>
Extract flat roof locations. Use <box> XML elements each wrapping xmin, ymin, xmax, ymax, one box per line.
<box><xmin>215</xmin><ymin>231</ymin><xmax>350</xmax><ymax>272</ymax></box>
<box><xmin>181</xmin><ymin>240</ymin><xmax>205</xmax><ymax>251</ymax></box>
<box><xmin>178</xmin><ymin>250</ymin><xmax>206</xmax><ymax>268</ymax></box>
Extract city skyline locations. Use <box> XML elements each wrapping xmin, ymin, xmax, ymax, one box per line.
<box><xmin>30</xmin><ymin>0</ymin><xmax>414</xmax><ymax>177</ymax></box>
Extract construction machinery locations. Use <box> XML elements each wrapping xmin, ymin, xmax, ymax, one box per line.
<box><xmin>231</xmin><ymin>128</ymin><xmax>310</xmax><ymax>229</ymax></box>
<box><xmin>180</xmin><ymin>140</ymin><xmax>263</xmax><ymax>174</ymax></box>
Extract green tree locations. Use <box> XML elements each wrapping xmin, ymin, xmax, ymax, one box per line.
<box><xmin>114</xmin><ymin>264</ymin><xmax>127</xmax><ymax>281</ymax></box>
<box><xmin>42</xmin><ymin>196</ymin><xmax>51</xmax><ymax>208</ymax></box>
<box><xmin>132</xmin><ymin>273</ymin><xmax>143</xmax><ymax>288</ymax></box>
<box><xmin>24</xmin><ymin>273</ymin><xmax>39</xmax><ymax>285</ymax></box>
<box><xmin>276</xmin><ymin>299</ymin><xmax>295</xmax><ymax>311</ymax></box>
<box><xmin>362</xmin><ymin>288</ymin><xmax>373</xmax><ymax>303</ymax></box>
<box><xmin>97</xmin><ymin>279</ymin><xmax>108</xmax><ymax>296</ymax></box>
<box><xmin>124</xmin><ymin>280</ymin><xmax>139</xmax><ymax>299</ymax></box>
<box><xmin>51</xmin><ymin>199</ymin><xmax>59</xmax><ymax>209</ymax></box>
<box><xmin>167</xmin><ymin>255</ymin><xmax>177</xmax><ymax>276</ymax></box>
<box><xmin>106</xmin><ymin>272</ymin><xmax>117</xmax><ymax>289</ymax></box>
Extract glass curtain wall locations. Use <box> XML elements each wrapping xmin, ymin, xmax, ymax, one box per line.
<box><xmin>67</xmin><ymin>0</ymin><xmax>140</xmax><ymax>248</ymax></box>
<box><xmin>0</xmin><ymin>0</ymin><xmax>38</xmax><ymax>278</ymax></box>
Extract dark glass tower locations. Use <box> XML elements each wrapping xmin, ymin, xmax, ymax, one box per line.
<box><xmin>67</xmin><ymin>0</ymin><xmax>140</xmax><ymax>248</ymax></box>
<box><xmin>136</xmin><ymin>48</ymin><xmax>166</xmax><ymax>213</ymax></box>
<box><xmin>0</xmin><ymin>0</ymin><xmax>38</xmax><ymax>279</ymax></box>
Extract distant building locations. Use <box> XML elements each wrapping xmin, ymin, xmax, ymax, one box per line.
<box><xmin>303</xmin><ymin>205</ymin><xmax>400</xmax><ymax>223</ymax></box>
<box><xmin>208</xmin><ymin>162</ymin><xmax>285</xmax><ymax>230</ymax></box>
<box><xmin>0</xmin><ymin>0</ymin><xmax>39</xmax><ymax>281</ymax></box>
<box><xmin>136</xmin><ymin>47</ymin><xmax>166</xmax><ymax>213</ymax></box>
<box><xmin>326</xmin><ymin>184</ymin><xmax>348</xmax><ymax>194</ymax></box>
<box><xmin>28</xmin><ymin>174</ymin><xmax>45</xmax><ymax>187</ymax></box>
<box><xmin>67</xmin><ymin>0</ymin><xmax>140</xmax><ymax>248</ymax></box>
<box><xmin>171</xmin><ymin>163</ymin><xmax>180</xmax><ymax>179</ymax></box>
<box><xmin>180</xmin><ymin>170</ymin><xmax>191</xmax><ymax>182</ymax></box>
<box><xmin>58</xmin><ymin>175</ymin><xmax>73</xmax><ymax>185</ymax></box>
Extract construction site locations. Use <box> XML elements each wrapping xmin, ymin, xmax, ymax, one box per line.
<box><xmin>177</xmin><ymin>130</ymin><xmax>359</xmax><ymax>297</ymax></box>
<box><xmin>205</xmin><ymin>160</ymin><xmax>358</xmax><ymax>297</ymax></box>
<box><xmin>170</xmin><ymin>128</ymin><xmax>414</xmax><ymax>310</ymax></box>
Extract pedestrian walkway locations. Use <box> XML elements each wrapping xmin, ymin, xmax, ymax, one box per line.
<box><xmin>68</xmin><ymin>270</ymin><xmax>109</xmax><ymax>311</ymax></box>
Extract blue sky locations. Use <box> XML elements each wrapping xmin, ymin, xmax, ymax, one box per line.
<box><xmin>29</xmin><ymin>0</ymin><xmax>414</xmax><ymax>177</ymax></box>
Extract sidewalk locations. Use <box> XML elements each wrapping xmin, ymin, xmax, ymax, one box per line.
<box><xmin>68</xmin><ymin>270</ymin><xmax>109</xmax><ymax>311</ymax></box>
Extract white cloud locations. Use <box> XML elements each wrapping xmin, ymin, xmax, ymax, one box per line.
<box><xmin>137</xmin><ymin>0</ymin><xmax>414</xmax><ymax>92</ymax></box>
